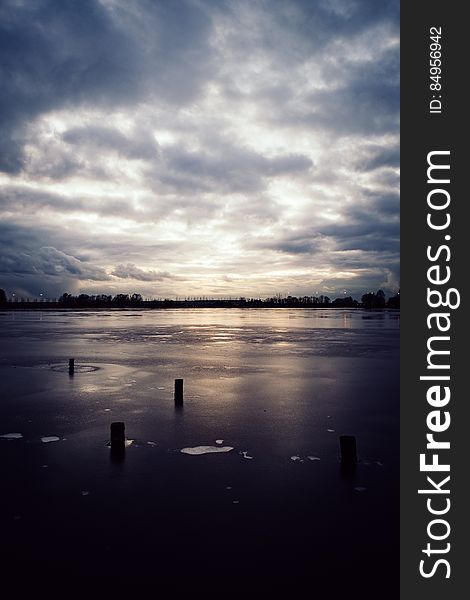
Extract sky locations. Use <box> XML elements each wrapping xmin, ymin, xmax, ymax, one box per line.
<box><xmin>0</xmin><ymin>0</ymin><xmax>399</xmax><ymax>300</ymax></box>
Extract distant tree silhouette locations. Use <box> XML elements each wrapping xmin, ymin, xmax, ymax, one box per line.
<box><xmin>52</xmin><ymin>289</ymin><xmax>402</xmax><ymax>310</ymax></box>
<box><xmin>361</xmin><ymin>289</ymin><xmax>387</xmax><ymax>308</ymax></box>
<box><xmin>112</xmin><ymin>294</ymin><xmax>130</xmax><ymax>307</ymax></box>
<box><xmin>387</xmin><ymin>291</ymin><xmax>400</xmax><ymax>309</ymax></box>
<box><xmin>332</xmin><ymin>296</ymin><xmax>359</xmax><ymax>308</ymax></box>
<box><xmin>0</xmin><ymin>289</ymin><xmax>7</xmax><ymax>305</ymax></box>
<box><xmin>376</xmin><ymin>289</ymin><xmax>386</xmax><ymax>308</ymax></box>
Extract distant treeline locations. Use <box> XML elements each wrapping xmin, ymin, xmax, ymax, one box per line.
<box><xmin>0</xmin><ymin>288</ymin><xmax>399</xmax><ymax>309</ymax></box>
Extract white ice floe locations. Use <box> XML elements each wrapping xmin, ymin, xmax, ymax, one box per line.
<box><xmin>240</xmin><ymin>451</ymin><xmax>253</xmax><ymax>460</ymax></box>
<box><xmin>41</xmin><ymin>436</ymin><xmax>60</xmax><ymax>443</ymax></box>
<box><xmin>215</xmin><ymin>439</ymin><xmax>224</xmax><ymax>445</ymax></box>
<box><xmin>181</xmin><ymin>445</ymin><xmax>234</xmax><ymax>455</ymax></box>
<box><xmin>327</xmin><ymin>429</ymin><xmax>335</xmax><ymax>433</ymax></box>
<box><xmin>290</xmin><ymin>455</ymin><xmax>303</xmax><ymax>462</ymax></box>
<box><xmin>307</xmin><ymin>456</ymin><xmax>321</xmax><ymax>461</ymax></box>
<box><xmin>147</xmin><ymin>441</ymin><xmax>157</xmax><ymax>447</ymax></box>
<box><xmin>0</xmin><ymin>433</ymin><xmax>23</xmax><ymax>439</ymax></box>
<box><xmin>125</xmin><ymin>439</ymin><xmax>134</xmax><ymax>448</ymax></box>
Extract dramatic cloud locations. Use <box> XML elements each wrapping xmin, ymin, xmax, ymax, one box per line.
<box><xmin>111</xmin><ymin>263</ymin><xmax>179</xmax><ymax>282</ymax></box>
<box><xmin>0</xmin><ymin>0</ymin><xmax>399</xmax><ymax>299</ymax></box>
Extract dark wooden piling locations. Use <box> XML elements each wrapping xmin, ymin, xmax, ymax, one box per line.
<box><xmin>68</xmin><ymin>358</ymin><xmax>75</xmax><ymax>375</ymax></box>
<box><xmin>339</xmin><ymin>435</ymin><xmax>357</xmax><ymax>465</ymax></box>
<box><xmin>110</xmin><ymin>422</ymin><xmax>125</xmax><ymax>452</ymax></box>
<box><xmin>175</xmin><ymin>379</ymin><xmax>184</xmax><ymax>405</ymax></box>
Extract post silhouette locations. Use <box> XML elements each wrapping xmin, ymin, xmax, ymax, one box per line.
<box><xmin>339</xmin><ymin>435</ymin><xmax>357</xmax><ymax>465</ymax></box>
<box><xmin>111</xmin><ymin>422</ymin><xmax>125</xmax><ymax>452</ymax></box>
<box><xmin>175</xmin><ymin>379</ymin><xmax>184</xmax><ymax>406</ymax></box>
<box><xmin>68</xmin><ymin>358</ymin><xmax>75</xmax><ymax>375</ymax></box>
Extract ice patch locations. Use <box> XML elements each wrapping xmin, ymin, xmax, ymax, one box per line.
<box><xmin>215</xmin><ymin>439</ymin><xmax>224</xmax><ymax>445</ymax></box>
<box><xmin>41</xmin><ymin>436</ymin><xmax>60</xmax><ymax>443</ymax></box>
<box><xmin>0</xmin><ymin>433</ymin><xmax>23</xmax><ymax>439</ymax></box>
<box><xmin>50</xmin><ymin>364</ymin><xmax>99</xmax><ymax>374</ymax></box>
<box><xmin>307</xmin><ymin>456</ymin><xmax>321</xmax><ymax>461</ymax></box>
<box><xmin>181</xmin><ymin>445</ymin><xmax>234</xmax><ymax>455</ymax></box>
<box><xmin>240</xmin><ymin>451</ymin><xmax>253</xmax><ymax>460</ymax></box>
<box><xmin>290</xmin><ymin>455</ymin><xmax>303</xmax><ymax>462</ymax></box>
<box><xmin>327</xmin><ymin>429</ymin><xmax>335</xmax><ymax>433</ymax></box>
<box><xmin>125</xmin><ymin>439</ymin><xmax>134</xmax><ymax>448</ymax></box>
<box><xmin>147</xmin><ymin>441</ymin><xmax>157</xmax><ymax>447</ymax></box>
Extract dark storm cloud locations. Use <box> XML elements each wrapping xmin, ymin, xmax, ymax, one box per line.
<box><xmin>361</xmin><ymin>146</ymin><xmax>400</xmax><ymax>171</ymax></box>
<box><xmin>267</xmin><ymin>47</ymin><xmax>399</xmax><ymax>136</ymax></box>
<box><xmin>253</xmin><ymin>233</ymin><xmax>324</xmax><ymax>255</ymax></box>
<box><xmin>0</xmin><ymin>185</ymin><xmax>221</xmax><ymax>225</ymax></box>
<box><xmin>0</xmin><ymin>220</ymin><xmax>108</xmax><ymax>293</ymax></box>
<box><xmin>62</xmin><ymin>125</ymin><xmax>159</xmax><ymax>160</ymax></box>
<box><xmin>111</xmin><ymin>263</ymin><xmax>180</xmax><ymax>282</ymax></box>
<box><xmin>318</xmin><ymin>203</ymin><xmax>399</xmax><ymax>253</ymax></box>
<box><xmin>251</xmin><ymin>191</ymin><xmax>399</xmax><ymax>257</ymax></box>
<box><xmin>158</xmin><ymin>144</ymin><xmax>313</xmax><ymax>194</ymax></box>
<box><xmin>0</xmin><ymin>0</ymin><xmax>215</xmax><ymax>173</ymax></box>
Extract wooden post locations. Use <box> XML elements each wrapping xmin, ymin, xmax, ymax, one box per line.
<box><xmin>68</xmin><ymin>358</ymin><xmax>75</xmax><ymax>375</ymax></box>
<box><xmin>339</xmin><ymin>435</ymin><xmax>357</xmax><ymax>465</ymax></box>
<box><xmin>175</xmin><ymin>379</ymin><xmax>184</xmax><ymax>405</ymax></box>
<box><xmin>111</xmin><ymin>422</ymin><xmax>125</xmax><ymax>452</ymax></box>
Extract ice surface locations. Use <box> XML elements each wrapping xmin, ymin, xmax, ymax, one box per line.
<box><xmin>41</xmin><ymin>436</ymin><xmax>60</xmax><ymax>443</ymax></box>
<box><xmin>0</xmin><ymin>307</ymin><xmax>399</xmax><ymax>590</ymax></box>
<box><xmin>0</xmin><ymin>433</ymin><xmax>23</xmax><ymax>439</ymax></box>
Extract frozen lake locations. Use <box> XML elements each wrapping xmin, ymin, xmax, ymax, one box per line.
<box><xmin>0</xmin><ymin>308</ymin><xmax>399</xmax><ymax>595</ymax></box>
